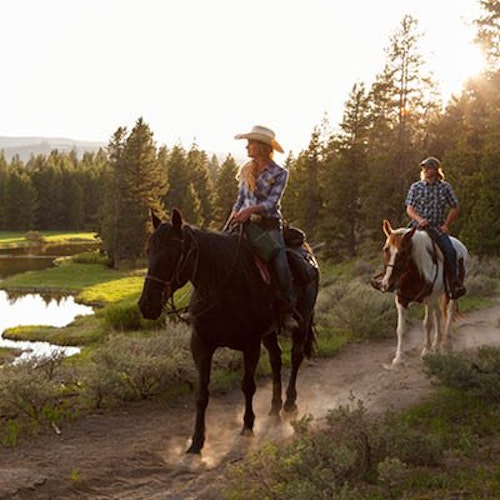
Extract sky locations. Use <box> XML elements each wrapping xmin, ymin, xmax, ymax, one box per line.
<box><xmin>1</xmin><ymin>0</ymin><xmax>485</xmax><ymax>158</ymax></box>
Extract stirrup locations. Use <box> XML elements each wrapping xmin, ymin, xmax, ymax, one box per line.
<box><xmin>449</xmin><ymin>284</ymin><xmax>466</xmax><ymax>300</ymax></box>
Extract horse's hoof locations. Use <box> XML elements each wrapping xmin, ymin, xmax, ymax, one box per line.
<box><xmin>240</xmin><ymin>427</ymin><xmax>254</xmax><ymax>437</ymax></box>
<box><xmin>283</xmin><ymin>401</ymin><xmax>298</xmax><ymax>413</ymax></box>
<box><xmin>186</xmin><ymin>443</ymin><xmax>202</xmax><ymax>454</ymax></box>
<box><xmin>384</xmin><ymin>357</ymin><xmax>404</xmax><ymax>369</ymax></box>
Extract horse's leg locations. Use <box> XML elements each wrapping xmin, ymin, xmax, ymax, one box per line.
<box><xmin>441</xmin><ymin>297</ymin><xmax>455</xmax><ymax>351</ymax></box>
<box><xmin>283</xmin><ymin>323</ymin><xmax>306</xmax><ymax>412</ymax></box>
<box><xmin>240</xmin><ymin>345</ymin><xmax>261</xmax><ymax>436</ymax></box>
<box><xmin>186</xmin><ymin>337</ymin><xmax>215</xmax><ymax>454</ymax></box>
<box><xmin>421</xmin><ymin>304</ymin><xmax>433</xmax><ymax>358</ymax></box>
<box><xmin>391</xmin><ymin>297</ymin><xmax>407</xmax><ymax>366</ymax></box>
<box><xmin>432</xmin><ymin>302</ymin><xmax>443</xmax><ymax>352</ymax></box>
<box><xmin>262</xmin><ymin>332</ymin><xmax>282</xmax><ymax>416</ymax></box>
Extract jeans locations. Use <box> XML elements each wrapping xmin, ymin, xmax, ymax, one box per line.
<box><xmin>425</xmin><ymin>226</ymin><xmax>458</xmax><ymax>280</ymax></box>
<box><xmin>267</xmin><ymin>228</ymin><xmax>296</xmax><ymax>307</ymax></box>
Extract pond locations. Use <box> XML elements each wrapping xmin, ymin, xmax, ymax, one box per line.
<box><xmin>0</xmin><ymin>242</ymin><xmax>99</xmax><ymax>360</ymax></box>
<box><xmin>0</xmin><ymin>290</ymin><xmax>93</xmax><ymax>361</ymax></box>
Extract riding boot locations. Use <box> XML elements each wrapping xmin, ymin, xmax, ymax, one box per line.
<box><xmin>445</xmin><ymin>261</ymin><xmax>466</xmax><ymax>300</ymax></box>
<box><xmin>370</xmin><ymin>271</ymin><xmax>385</xmax><ymax>291</ymax></box>
<box><xmin>450</xmin><ymin>281</ymin><xmax>467</xmax><ymax>300</ymax></box>
<box><xmin>278</xmin><ymin>300</ymin><xmax>301</xmax><ymax>331</ymax></box>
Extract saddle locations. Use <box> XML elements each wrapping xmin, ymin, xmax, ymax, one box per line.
<box><xmin>283</xmin><ymin>226</ymin><xmax>319</xmax><ymax>286</ymax></box>
<box><xmin>224</xmin><ymin>220</ymin><xmax>318</xmax><ymax>287</ymax></box>
<box><xmin>252</xmin><ymin>226</ymin><xmax>319</xmax><ymax>287</ymax></box>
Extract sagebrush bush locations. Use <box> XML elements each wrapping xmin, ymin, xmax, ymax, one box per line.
<box><xmin>317</xmin><ymin>280</ymin><xmax>395</xmax><ymax>340</ymax></box>
<box><xmin>0</xmin><ymin>351</ymin><xmax>74</xmax><ymax>443</ymax></box>
<box><xmin>81</xmin><ymin>325</ymin><xmax>195</xmax><ymax>407</ymax></box>
<box><xmin>223</xmin><ymin>400</ymin><xmax>443</xmax><ymax>499</ymax></box>
<box><xmin>423</xmin><ymin>346</ymin><xmax>500</xmax><ymax>402</ymax></box>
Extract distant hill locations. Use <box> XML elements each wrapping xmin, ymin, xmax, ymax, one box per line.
<box><xmin>0</xmin><ymin>136</ymin><xmax>106</xmax><ymax>162</ymax></box>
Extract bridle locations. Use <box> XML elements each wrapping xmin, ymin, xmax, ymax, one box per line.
<box><xmin>144</xmin><ymin>223</ymin><xmax>245</xmax><ymax>322</ymax></box>
<box><xmin>144</xmin><ymin>229</ymin><xmax>199</xmax><ymax>321</ymax></box>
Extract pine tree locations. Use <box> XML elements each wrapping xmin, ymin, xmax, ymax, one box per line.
<box><xmin>362</xmin><ymin>15</ymin><xmax>441</xmax><ymax>237</ymax></box>
<box><xmin>283</xmin><ymin>128</ymin><xmax>324</xmax><ymax>241</ymax></box>
<box><xmin>318</xmin><ymin>83</ymin><xmax>370</xmax><ymax>259</ymax></box>
<box><xmin>118</xmin><ymin>117</ymin><xmax>166</xmax><ymax>265</ymax></box>
<box><xmin>163</xmin><ymin>144</ymin><xmax>189</xmax><ymax>215</ymax></box>
<box><xmin>186</xmin><ymin>143</ymin><xmax>213</xmax><ymax>227</ymax></box>
<box><xmin>212</xmin><ymin>154</ymin><xmax>238</xmax><ymax>229</ymax></box>
<box><xmin>100</xmin><ymin>127</ymin><xmax>127</xmax><ymax>268</ymax></box>
<box><xmin>0</xmin><ymin>152</ymin><xmax>7</xmax><ymax>228</ymax></box>
<box><xmin>2</xmin><ymin>161</ymin><xmax>38</xmax><ymax>230</ymax></box>
<box><xmin>475</xmin><ymin>0</ymin><xmax>500</xmax><ymax>70</ymax></box>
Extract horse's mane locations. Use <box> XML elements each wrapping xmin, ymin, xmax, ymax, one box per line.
<box><xmin>189</xmin><ymin>227</ymin><xmax>264</xmax><ymax>296</ymax></box>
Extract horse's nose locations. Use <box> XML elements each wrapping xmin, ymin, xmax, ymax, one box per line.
<box><xmin>138</xmin><ymin>298</ymin><xmax>161</xmax><ymax>320</ymax></box>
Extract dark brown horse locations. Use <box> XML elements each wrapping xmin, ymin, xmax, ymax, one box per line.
<box><xmin>138</xmin><ymin>209</ymin><xmax>319</xmax><ymax>454</ymax></box>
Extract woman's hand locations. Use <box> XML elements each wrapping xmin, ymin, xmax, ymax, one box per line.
<box><xmin>233</xmin><ymin>206</ymin><xmax>261</xmax><ymax>223</ymax></box>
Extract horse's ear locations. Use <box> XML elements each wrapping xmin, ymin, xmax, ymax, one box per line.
<box><xmin>383</xmin><ymin>219</ymin><xmax>392</xmax><ymax>237</ymax></box>
<box><xmin>171</xmin><ymin>208</ymin><xmax>183</xmax><ymax>230</ymax></box>
<box><xmin>151</xmin><ymin>210</ymin><xmax>161</xmax><ymax>229</ymax></box>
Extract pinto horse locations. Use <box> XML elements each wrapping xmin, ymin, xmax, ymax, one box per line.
<box><xmin>138</xmin><ymin>209</ymin><xmax>319</xmax><ymax>454</ymax></box>
<box><xmin>371</xmin><ymin>220</ymin><xmax>468</xmax><ymax>367</ymax></box>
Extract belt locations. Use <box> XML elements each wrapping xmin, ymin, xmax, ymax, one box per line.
<box><xmin>249</xmin><ymin>215</ymin><xmax>281</xmax><ymax>230</ymax></box>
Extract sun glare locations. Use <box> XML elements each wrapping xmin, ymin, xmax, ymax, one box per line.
<box><xmin>417</xmin><ymin>1</ymin><xmax>486</xmax><ymax>100</ymax></box>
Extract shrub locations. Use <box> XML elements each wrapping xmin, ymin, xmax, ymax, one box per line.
<box><xmin>70</xmin><ymin>251</ymin><xmax>112</xmax><ymax>266</ymax></box>
<box><xmin>223</xmin><ymin>399</ymin><xmax>444</xmax><ymax>499</ymax></box>
<box><xmin>465</xmin><ymin>255</ymin><xmax>500</xmax><ymax>297</ymax></box>
<box><xmin>318</xmin><ymin>280</ymin><xmax>395</xmax><ymax>340</ymax></box>
<box><xmin>24</xmin><ymin>231</ymin><xmax>45</xmax><ymax>244</ymax></box>
<box><xmin>81</xmin><ymin>325</ymin><xmax>195</xmax><ymax>407</ymax></box>
<box><xmin>423</xmin><ymin>347</ymin><xmax>500</xmax><ymax>403</ymax></box>
<box><xmin>0</xmin><ymin>351</ymin><xmax>74</xmax><ymax>443</ymax></box>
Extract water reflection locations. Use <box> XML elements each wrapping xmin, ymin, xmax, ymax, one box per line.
<box><xmin>0</xmin><ymin>242</ymin><xmax>99</xmax><ymax>279</ymax></box>
<box><xmin>0</xmin><ymin>255</ymin><xmax>55</xmax><ymax>279</ymax></box>
<box><xmin>0</xmin><ymin>290</ymin><xmax>94</xmax><ymax>360</ymax></box>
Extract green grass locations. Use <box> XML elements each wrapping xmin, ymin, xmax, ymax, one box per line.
<box><xmin>0</xmin><ymin>230</ymin><xmax>97</xmax><ymax>248</ymax></box>
<box><xmin>3</xmin><ymin>315</ymin><xmax>106</xmax><ymax>346</ymax></box>
<box><xmin>0</xmin><ymin>261</ymin><xmax>127</xmax><ymax>294</ymax></box>
<box><xmin>77</xmin><ymin>276</ymin><xmax>145</xmax><ymax>305</ymax></box>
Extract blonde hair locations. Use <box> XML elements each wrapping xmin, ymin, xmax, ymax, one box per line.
<box><xmin>237</xmin><ymin>160</ymin><xmax>259</xmax><ymax>193</ymax></box>
<box><xmin>420</xmin><ymin>167</ymin><xmax>445</xmax><ymax>181</ymax></box>
<box><xmin>236</xmin><ymin>142</ymin><xmax>274</xmax><ymax>193</ymax></box>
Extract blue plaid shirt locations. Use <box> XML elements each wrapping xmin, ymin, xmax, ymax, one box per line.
<box><xmin>232</xmin><ymin>161</ymin><xmax>288</xmax><ymax>219</ymax></box>
<box><xmin>405</xmin><ymin>180</ymin><xmax>459</xmax><ymax>227</ymax></box>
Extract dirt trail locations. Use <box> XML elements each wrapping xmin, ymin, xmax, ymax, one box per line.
<box><xmin>1</xmin><ymin>301</ymin><xmax>499</xmax><ymax>499</ymax></box>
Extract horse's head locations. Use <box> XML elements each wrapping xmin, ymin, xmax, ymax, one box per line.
<box><xmin>138</xmin><ymin>208</ymin><xmax>189</xmax><ymax>320</ymax></box>
<box><xmin>371</xmin><ymin>219</ymin><xmax>416</xmax><ymax>293</ymax></box>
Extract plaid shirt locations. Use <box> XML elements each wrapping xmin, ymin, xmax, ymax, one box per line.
<box><xmin>405</xmin><ymin>180</ymin><xmax>459</xmax><ymax>226</ymax></box>
<box><xmin>232</xmin><ymin>161</ymin><xmax>288</xmax><ymax>219</ymax></box>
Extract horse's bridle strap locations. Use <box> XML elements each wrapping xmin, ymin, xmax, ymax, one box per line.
<box><xmin>145</xmin><ymin>274</ymin><xmax>170</xmax><ymax>286</ymax></box>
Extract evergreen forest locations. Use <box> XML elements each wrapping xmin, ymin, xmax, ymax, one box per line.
<box><xmin>1</xmin><ymin>5</ymin><xmax>498</xmax><ymax>265</ymax></box>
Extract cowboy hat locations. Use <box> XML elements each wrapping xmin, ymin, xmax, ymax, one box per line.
<box><xmin>234</xmin><ymin>125</ymin><xmax>284</xmax><ymax>153</ymax></box>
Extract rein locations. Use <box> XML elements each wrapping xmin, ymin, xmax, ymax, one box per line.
<box><xmin>146</xmin><ymin>223</ymin><xmax>246</xmax><ymax>323</ymax></box>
